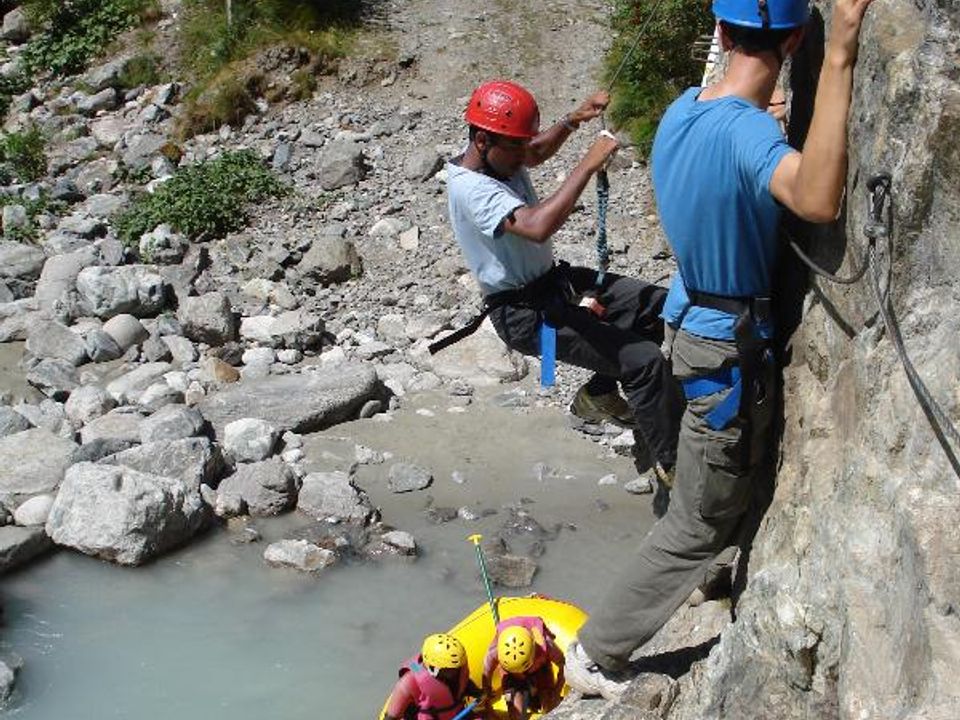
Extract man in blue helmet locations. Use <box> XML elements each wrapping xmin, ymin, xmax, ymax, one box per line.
<box><xmin>566</xmin><ymin>0</ymin><xmax>876</xmax><ymax>699</ymax></box>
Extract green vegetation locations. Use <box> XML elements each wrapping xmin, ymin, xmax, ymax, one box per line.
<box><xmin>0</xmin><ymin>72</ymin><xmax>31</xmax><ymax>120</ymax></box>
<box><xmin>178</xmin><ymin>0</ymin><xmax>361</xmax><ymax>136</ymax></box>
<box><xmin>118</xmin><ymin>51</ymin><xmax>163</xmax><ymax>89</ymax></box>
<box><xmin>606</xmin><ymin>0</ymin><xmax>714</xmax><ymax>156</ymax></box>
<box><xmin>0</xmin><ymin>127</ymin><xmax>47</xmax><ymax>183</ymax></box>
<box><xmin>114</xmin><ymin>150</ymin><xmax>287</xmax><ymax>244</ymax></box>
<box><xmin>2</xmin><ymin>193</ymin><xmax>65</xmax><ymax>243</ymax></box>
<box><xmin>20</xmin><ymin>0</ymin><xmax>160</xmax><ymax>76</ymax></box>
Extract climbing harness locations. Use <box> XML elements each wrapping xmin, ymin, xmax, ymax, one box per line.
<box><xmin>790</xmin><ymin>174</ymin><xmax>960</xmax><ymax>480</ymax></box>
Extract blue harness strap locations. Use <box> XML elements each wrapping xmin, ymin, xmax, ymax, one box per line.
<box><xmin>681</xmin><ymin>366</ymin><xmax>741</xmax><ymax>431</ymax></box>
<box><xmin>539</xmin><ymin>321</ymin><xmax>556</xmax><ymax>387</ymax></box>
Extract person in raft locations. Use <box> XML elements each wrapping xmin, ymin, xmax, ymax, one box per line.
<box><xmin>482</xmin><ymin>618</ymin><xmax>565</xmax><ymax>719</ymax></box>
<box><xmin>383</xmin><ymin>633</ymin><xmax>483</xmax><ymax>720</ymax></box>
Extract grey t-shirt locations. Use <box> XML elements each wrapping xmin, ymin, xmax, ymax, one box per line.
<box><xmin>446</xmin><ymin>160</ymin><xmax>553</xmax><ymax>295</ymax></box>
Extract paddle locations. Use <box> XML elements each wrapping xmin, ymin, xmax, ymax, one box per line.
<box><xmin>467</xmin><ymin>534</ymin><xmax>500</xmax><ymax>625</ymax></box>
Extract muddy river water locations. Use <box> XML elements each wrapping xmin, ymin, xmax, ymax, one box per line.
<box><xmin>2</xmin><ymin>382</ymin><xmax>656</xmax><ymax>719</ymax></box>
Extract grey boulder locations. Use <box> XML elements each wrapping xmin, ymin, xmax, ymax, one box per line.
<box><xmin>46</xmin><ymin>462</ymin><xmax>207</xmax><ymax>565</ymax></box>
<box><xmin>297</xmin><ymin>471</ymin><xmax>377</xmax><ymax>524</ymax></box>
<box><xmin>214</xmin><ymin>458</ymin><xmax>298</xmax><ymax>517</ymax></box>
<box><xmin>198</xmin><ymin>364</ymin><xmax>380</xmax><ymax>438</ymax></box>
<box><xmin>76</xmin><ymin>265</ymin><xmax>167</xmax><ymax>319</ymax></box>
<box><xmin>0</xmin><ymin>428</ymin><xmax>78</xmax><ymax>496</ymax></box>
<box><xmin>177</xmin><ymin>292</ymin><xmax>236</xmax><ymax>345</ymax></box>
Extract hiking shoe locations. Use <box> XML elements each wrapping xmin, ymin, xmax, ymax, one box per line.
<box><xmin>570</xmin><ymin>385</ymin><xmax>635</xmax><ymax>428</ymax></box>
<box><xmin>564</xmin><ymin>641</ymin><xmax>633</xmax><ymax>702</ymax></box>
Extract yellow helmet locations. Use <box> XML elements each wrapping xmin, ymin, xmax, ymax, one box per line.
<box><xmin>497</xmin><ymin>626</ymin><xmax>535</xmax><ymax>674</ymax></box>
<box><xmin>422</xmin><ymin>633</ymin><xmax>466</xmax><ymax>671</ymax></box>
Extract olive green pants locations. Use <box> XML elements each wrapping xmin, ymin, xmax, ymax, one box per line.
<box><xmin>578</xmin><ymin>329</ymin><xmax>776</xmax><ymax>670</ymax></box>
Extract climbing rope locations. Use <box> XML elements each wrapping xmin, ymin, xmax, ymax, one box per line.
<box><xmin>592</xmin><ymin>0</ymin><xmax>670</xmax><ymax>288</ymax></box>
<box><xmin>791</xmin><ymin>174</ymin><xmax>960</xmax><ymax>480</ymax></box>
<box><xmin>595</xmin><ymin>167</ymin><xmax>610</xmax><ymax>287</ymax></box>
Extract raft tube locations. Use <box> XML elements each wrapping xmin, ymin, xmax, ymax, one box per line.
<box><xmin>379</xmin><ymin>594</ymin><xmax>587</xmax><ymax>719</ymax></box>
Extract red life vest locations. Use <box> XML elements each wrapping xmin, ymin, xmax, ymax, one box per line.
<box><xmin>397</xmin><ymin>654</ymin><xmax>470</xmax><ymax>720</ymax></box>
<box><xmin>484</xmin><ymin>616</ymin><xmax>558</xmax><ymax>695</ymax></box>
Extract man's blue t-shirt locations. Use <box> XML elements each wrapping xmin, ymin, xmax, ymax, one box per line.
<box><xmin>652</xmin><ymin>87</ymin><xmax>793</xmax><ymax>340</ymax></box>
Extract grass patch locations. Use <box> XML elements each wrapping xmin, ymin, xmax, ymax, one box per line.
<box><xmin>114</xmin><ymin>149</ymin><xmax>287</xmax><ymax>244</ymax></box>
<box><xmin>0</xmin><ymin>127</ymin><xmax>47</xmax><ymax>183</ymax></box>
<box><xmin>606</xmin><ymin>0</ymin><xmax>714</xmax><ymax>157</ymax></box>
<box><xmin>0</xmin><ymin>72</ymin><xmax>31</xmax><ymax>120</ymax></box>
<box><xmin>2</xmin><ymin>193</ymin><xmax>65</xmax><ymax>243</ymax></box>
<box><xmin>177</xmin><ymin>0</ymin><xmax>360</xmax><ymax>137</ymax></box>
<box><xmin>20</xmin><ymin>0</ymin><xmax>160</xmax><ymax>77</ymax></box>
<box><xmin>118</xmin><ymin>51</ymin><xmax>163</xmax><ymax>89</ymax></box>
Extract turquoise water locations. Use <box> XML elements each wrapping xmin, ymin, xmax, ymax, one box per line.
<box><xmin>2</xmin><ymin>493</ymin><xmax>651</xmax><ymax>719</ymax></box>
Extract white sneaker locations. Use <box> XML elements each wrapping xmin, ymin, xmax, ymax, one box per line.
<box><xmin>564</xmin><ymin>641</ymin><xmax>633</xmax><ymax>702</ymax></box>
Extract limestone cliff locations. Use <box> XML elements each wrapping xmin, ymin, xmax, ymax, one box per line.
<box><xmin>669</xmin><ymin>1</ymin><xmax>960</xmax><ymax>718</ymax></box>
<box><xmin>553</xmin><ymin>1</ymin><xmax>960</xmax><ymax>718</ymax></box>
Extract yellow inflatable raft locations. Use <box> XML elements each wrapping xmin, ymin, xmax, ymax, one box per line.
<box><xmin>379</xmin><ymin>594</ymin><xmax>586</xmax><ymax>719</ymax></box>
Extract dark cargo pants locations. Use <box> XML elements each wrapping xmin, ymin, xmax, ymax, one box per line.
<box><xmin>577</xmin><ymin>329</ymin><xmax>776</xmax><ymax>669</ymax></box>
<box><xmin>488</xmin><ymin>266</ymin><xmax>683</xmax><ymax>469</ymax></box>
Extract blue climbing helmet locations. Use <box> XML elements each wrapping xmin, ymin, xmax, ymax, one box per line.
<box><xmin>713</xmin><ymin>0</ymin><xmax>809</xmax><ymax>29</ymax></box>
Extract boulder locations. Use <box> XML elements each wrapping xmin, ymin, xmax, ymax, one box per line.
<box><xmin>0</xmin><ymin>241</ymin><xmax>45</xmax><ymax>280</ymax></box>
<box><xmin>238</xmin><ymin>309</ymin><xmax>324</xmax><ymax>350</ymax></box>
<box><xmin>223</xmin><ymin>418</ymin><xmax>278</xmax><ymax>462</ymax></box>
<box><xmin>33</xmin><ymin>245</ymin><xmax>99</xmax><ymax>312</ymax></box>
<box><xmin>100</xmin><ymin>437</ymin><xmax>223</xmax><ymax>489</ymax></box>
<box><xmin>0</xmin><ymin>406</ymin><xmax>31</xmax><ymax>437</ymax></box>
<box><xmin>387</xmin><ymin>463</ymin><xmax>433</xmax><ymax>493</ymax></box>
<box><xmin>0</xmin><ymin>526</ymin><xmax>53</xmax><ymax>576</ymax></box>
<box><xmin>84</xmin><ymin>329</ymin><xmax>124</xmax><ymax>362</ymax></box>
<box><xmin>1</xmin><ymin>7</ymin><xmax>31</xmax><ymax>43</ymax></box>
<box><xmin>79</xmin><ymin>406</ymin><xmax>146</xmax><ymax>445</ymax></box>
<box><xmin>214</xmin><ymin>458</ymin><xmax>298</xmax><ymax>517</ymax></box>
<box><xmin>77</xmin><ymin>88</ymin><xmax>119</xmax><ymax>116</ymax></box>
<box><xmin>297</xmin><ymin>471</ymin><xmax>376</xmax><ymax>524</ymax></box>
<box><xmin>427</xmin><ymin>318</ymin><xmax>528</xmax><ymax>386</ymax></box>
<box><xmin>139</xmin><ymin>405</ymin><xmax>206</xmax><ymax>443</ymax></box>
<box><xmin>0</xmin><ymin>428</ymin><xmax>78</xmax><ymax>495</ymax></box>
<box><xmin>64</xmin><ymin>384</ymin><xmax>116</xmax><ymax>425</ymax></box>
<box><xmin>403</xmin><ymin>147</ymin><xmax>443</xmax><ymax>182</ymax></box>
<box><xmin>263</xmin><ymin>539</ymin><xmax>337</xmax><ymax>573</ymax></box>
<box><xmin>76</xmin><ymin>265</ymin><xmax>167</xmax><ymax>319</ymax></box>
<box><xmin>121</xmin><ymin>132</ymin><xmax>167</xmax><ymax>170</ymax></box>
<box><xmin>139</xmin><ymin>224</ymin><xmax>188</xmax><ymax>265</ymax></box>
<box><xmin>320</xmin><ymin>138</ymin><xmax>365</xmax><ymax>190</ymax></box>
<box><xmin>198</xmin><ymin>364</ymin><xmax>380</xmax><ymax>437</ymax></box>
<box><xmin>90</xmin><ymin>116</ymin><xmax>127</xmax><ymax>149</ymax></box>
<box><xmin>177</xmin><ymin>292</ymin><xmax>236</xmax><ymax>345</ymax></box>
<box><xmin>13</xmin><ymin>494</ymin><xmax>55</xmax><ymax>526</ymax></box>
<box><xmin>102</xmin><ymin>314</ymin><xmax>149</xmax><ymax>351</ymax></box>
<box><xmin>25</xmin><ymin>358</ymin><xmax>79</xmax><ymax>400</ymax></box>
<box><xmin>297</xmin><ymin>232</ymin><xmax>362</xmax><ymax>285</ymax></box>
<box><xmin>46</xmin><ymin>462</ymin><xmax>207</xmax><ymax>565</ymax></box>
<box><xmin>105</xmin><ymin>362</ymin><xmax>173</xmax><ymax>404</ymax></box>
<box><xmin>25</xmin><ymin>320</ymin><xmax>88</xmax><ymax>366</ymax></box>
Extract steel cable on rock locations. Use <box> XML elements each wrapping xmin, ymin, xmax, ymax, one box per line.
<box><xmin>794</xmin><ymin>174</ymin><xmax>960</xmax><ymax>480</ymax></box>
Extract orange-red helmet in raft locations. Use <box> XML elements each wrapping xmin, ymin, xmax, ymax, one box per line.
<box><xmin>465</xmin><ymin>80</ymin><xmax>540</xmax><ymax>139</ymax></box>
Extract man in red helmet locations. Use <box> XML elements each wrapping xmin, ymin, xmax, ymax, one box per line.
<box><xmin>442</xmin><ymin>80</ymin><xmax>683</xmax><ymax>489</ymax></box>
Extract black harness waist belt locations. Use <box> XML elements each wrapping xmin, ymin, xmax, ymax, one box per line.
<box><xmin>428</xmin><ymin>264</ymin><xmax>573</xmax><ymax>355</ymax></box>
<box><xmin>687</xmin><ymin>289</ymin><xmax>772</xmax><ymax>327</ymax></box>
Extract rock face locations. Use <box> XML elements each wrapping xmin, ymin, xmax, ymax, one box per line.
<box><xmin>45</xmin><ymin>462</ymin><xmax>207</xmax><ymax>565</ymax></box>
<box><xmin>0</xmin><ymin>428</ymin><xmax>78</xmax><ymax>496</ymax></box>
<box><xmin>664</xmin><ymin>4</ymin><xmax>960</xmax><ymax>720</ymax></box>
<box><xmin>197</xmin><ymin>365</ymin><xmax>380</xmax><ymax>437</ymax></box>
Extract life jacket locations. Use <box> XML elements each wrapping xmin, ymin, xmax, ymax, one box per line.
<box><xmin>485</xmin><ymin>616</ymin><xmax>557</xmax><ymax>696</ymax></box>
<box><xmin>398</xmin><ymin>654</ymin><xmax>470</xmax><ymax>720</ymax></box>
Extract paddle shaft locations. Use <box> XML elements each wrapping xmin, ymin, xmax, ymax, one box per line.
<box><xmin>468</xmin><ymin>536</ymin><xmax>500</xmax><ymax>625</ymax></box>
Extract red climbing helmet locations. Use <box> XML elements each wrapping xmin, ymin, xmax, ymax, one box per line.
<box><xmin>465</xmin><ymin>80</ymin><xmax>540</xmax><ymax>139</ymax></box>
